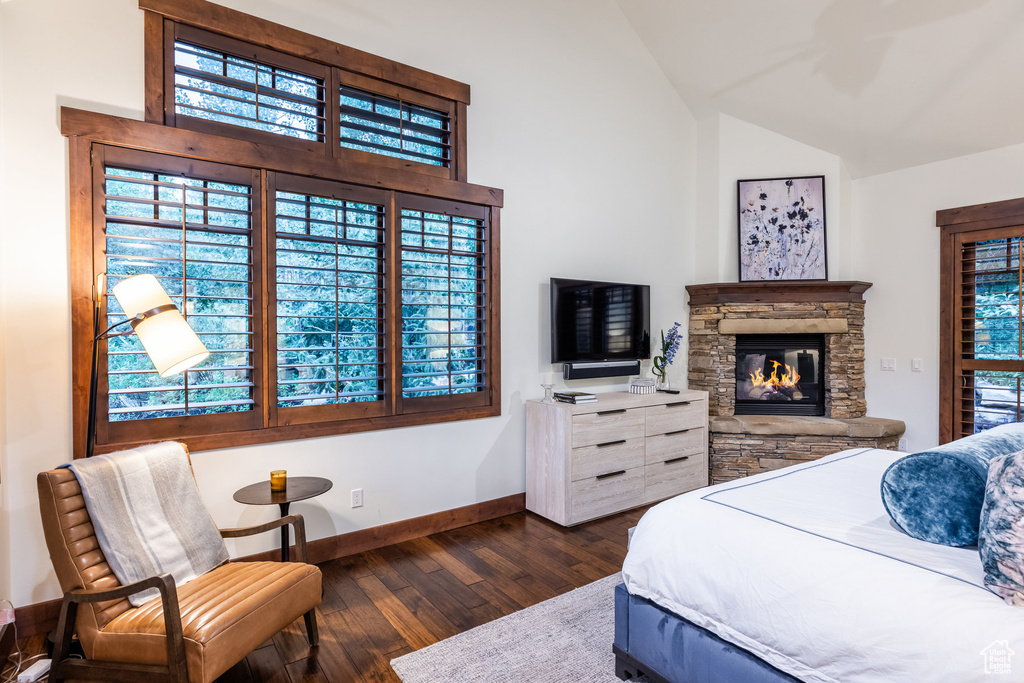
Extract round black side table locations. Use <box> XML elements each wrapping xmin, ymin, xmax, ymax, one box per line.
<box><xmin>233</xmin><ymin>476</ymin><xmax>333</xmax><ymax>562</ymax></box>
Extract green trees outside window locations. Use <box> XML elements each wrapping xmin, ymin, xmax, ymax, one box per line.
<box><xmin>103</xmin><ymin>165</ymin><xmax>255</xmax><ymax>421</ymax></box>
<box><xmin>274</xmin><ymin>190</ymin><xmax>386</xmax><ymax>407</ymax></box>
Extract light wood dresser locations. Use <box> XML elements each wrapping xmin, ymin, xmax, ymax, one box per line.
<box><xmin>526</xmin><ymin>389</ymin><xmax>709</xmax><ymax>526</ymax></box>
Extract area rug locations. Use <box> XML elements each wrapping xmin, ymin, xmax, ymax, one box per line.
<box><xmin>391</xmin><ymin>573</ymin><xmax>648</xmax><ymax>682</ymax></box>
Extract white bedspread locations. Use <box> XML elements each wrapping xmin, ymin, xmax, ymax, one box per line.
<box><xmin>622</xmin><ymin>448</ymin><xmax>1024</xmax><ymax>683</ymax></box>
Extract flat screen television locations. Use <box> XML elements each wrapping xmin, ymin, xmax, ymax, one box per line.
<box><xmin>550</xmin><ymin>278</ymin><xmax>650</xmax><ymax>363</ymax></box>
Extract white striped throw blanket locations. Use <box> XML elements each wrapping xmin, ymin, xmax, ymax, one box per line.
<box><xmin>68</xmin><ymin>442</ymin><xmax>229</xmax><ymax>606</ymax></box>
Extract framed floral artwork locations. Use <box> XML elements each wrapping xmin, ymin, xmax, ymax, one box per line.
<box><xmin>737</xmin><ymin>175</ymin><xmax>827</xmax><ymax>281</ymax></box>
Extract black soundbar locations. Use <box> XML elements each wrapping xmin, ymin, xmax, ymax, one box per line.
<box><xmin>562</xmin><ymin>360</ymin><xmax>641</xmax><ymax>380</ymax></box>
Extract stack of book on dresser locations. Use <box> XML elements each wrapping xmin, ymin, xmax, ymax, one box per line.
<box><xmin>553</xmin><ymin>391</ymin><xmax>597</xmax><ymax>404</ymax></box>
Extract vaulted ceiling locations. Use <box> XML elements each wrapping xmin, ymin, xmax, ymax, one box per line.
<box><xmin>616</xmin><ymin>0</ymin><xmax>1024</xmax><ymax>178</ymax></box>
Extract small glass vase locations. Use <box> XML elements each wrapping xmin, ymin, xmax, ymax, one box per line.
<box><xmin>541</xmin><ymin>383</ymin><xmax>555</xmax><ymax>403</ymax></box>
<box><xmin>655</xmin><ymin>374</ymin><xmax>670</xmax><ymax>392</ymax></box>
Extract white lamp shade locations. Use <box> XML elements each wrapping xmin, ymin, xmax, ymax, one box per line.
<box><xmin>112</xmin><ymin>274</ymin><xmax>210</xmax><ymax>378</ymax></box>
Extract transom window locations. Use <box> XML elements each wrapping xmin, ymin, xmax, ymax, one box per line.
<box><xmin>174</xmin><ymin>40</ymin><xmax>326</xmax><ymax>142</ymax></box>
<box><xmin>340</xmin><ymin>86</ymin><xmax>450</xmax><ymax>167</ymax></box>
<box><xmin>160</xmin><ymin>21</ymin><xmax>465</xmax><ymax>180</ymax></box>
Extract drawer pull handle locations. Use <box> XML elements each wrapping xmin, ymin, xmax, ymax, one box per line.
<box><xmin>664</xmin><ymin>429</ymin><xmax>691</xmax><ymax>436</ymax></box>
<box><xmin>664</xmin><ymin>456</ymin><xmax>690</xmax><ymax>465</ymax></box>
<box><xmin>596</xmin><ymin>470</ymin><xmax>627</xmax><ymax>480</ymax></box>
<box><xmin>597</xmin><ymin>409</ymin><xmax>627</xmax><ymax>416</ymax></box>
<box><xmin>666</xmin><ymin>401</ymin><xmax>691</xmax><ymax>408</ymax></box>
<box><xmin>596</xmin><ymin>439</ymin><xmax>626</xmax><ymax>448</ymax></box>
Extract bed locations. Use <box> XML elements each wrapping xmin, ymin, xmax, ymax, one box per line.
<box><xmin>615</xmin><ymin>448</ymin><xmax>1024</xmax><ymax>683</ymax></box>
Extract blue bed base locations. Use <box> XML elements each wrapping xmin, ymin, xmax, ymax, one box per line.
<box><xmin>613</xmin><ymin>583</ymin><xmax>800</xmax><ymax>683</ymax></box>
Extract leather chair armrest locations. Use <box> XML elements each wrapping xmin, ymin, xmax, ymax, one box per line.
<box><xmin>53</xmin><ymin>574</ymin><xmax>188</xmax><ymax>682</ymax></box>
<box><xmin>219</xmin><ymin>513</ymin><xmax>309</xmax><ymax>563</ymax></box>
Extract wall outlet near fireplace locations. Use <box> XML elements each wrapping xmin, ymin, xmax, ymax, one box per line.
<box><xmin>898</xmin><ymin>438</ymin><xmax>909</xmax><ymax>452</ymax></box>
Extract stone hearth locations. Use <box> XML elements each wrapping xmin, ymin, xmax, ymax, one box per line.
<box><xmin>686</xmin><ymin>282</ymin><xmax>905</xmax><ymax>484</ymax></box>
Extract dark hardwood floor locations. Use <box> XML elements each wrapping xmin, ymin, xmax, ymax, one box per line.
<box><xmin>13</xmin><ymin>506</ymin><xmax>648</xmax><ymax>683</ymax></box>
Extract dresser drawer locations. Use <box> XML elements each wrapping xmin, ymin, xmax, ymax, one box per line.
<box><xmin>571</xmin><ymin>438</ymin><xmax>645</xmax><ymax>481</ymax></box>
<box><xmin>572</xmin><ymin>408</ymin><xmax>645</xmax><ymax>447</ymax></box>
<box><xmin>644</xmin><ymin>454</ymin><xmax>706</xmax><ymax>503</ymax></box>
<box><xmin>570</xmin><ymin>466</ymin><xmax>645</xmax><ymax>523</ymax></box>
<box><xmin>645</xmin><ymin>427</ymin><xmax>706</xmax><ymax>465</ymax></box>
<box><xmin>645</xmin><ymin>400</ymin><xmax>705</xmax><ymax>436</ymax></box>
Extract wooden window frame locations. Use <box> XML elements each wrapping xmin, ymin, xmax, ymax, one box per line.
<box><xmin>396</xmin><ymin>195</ymin><xmax>493</xmax><ymax>414</ymax></box>
<box><xmin>267</xmin><ymin>173</ymin><xmax>392</xmax><ymax>428</ymax></box>
<box><xmin>95</xmin><ymin>145</ymin><xmax>266</xmax><ymax>445</ymax></box>
<box><xmin>67</xmin><ymin>109</ymin><xmax>502</xmax><ymax>458</ymax></box>
<box><xmin>164</xmin><ymin>24</ymin><xmax>333</xmax><ymax>156</ymax></box>
<box><xmin>143</xmin><ymin>0</ymin><xmax>468</xmax><ymax>182</ymax></box>
<box><xmin>66</xmin><ymin>0</ymin><xmax>499</xmax><ymax>459</ymax></box>
<box><xmin>937</xmin><ymin>197</ymin><xmax>1024</xmax><ymax>443</ymax></box>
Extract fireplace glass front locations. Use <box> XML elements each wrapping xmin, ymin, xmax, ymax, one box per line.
<box><xmin>735</xmin><ymin>334</ymin><xmax>825</xmax><ymax>416</ymax></box>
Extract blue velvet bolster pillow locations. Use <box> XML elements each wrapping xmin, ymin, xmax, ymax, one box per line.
<box><xmin>880</xmin><ymin>423</ymin><xmax>1024</xmax><ymax>547</ymax></box>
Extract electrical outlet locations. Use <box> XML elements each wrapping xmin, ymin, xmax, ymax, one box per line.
<box><xmin>351</xmin><ymin>488</ymin><xmax>363</xmax><ymax>508</ymax></box>
<box><xmin>898</xmin><ymin>438</ymin><xmax>909</xmax><ymax>452</ymax></box>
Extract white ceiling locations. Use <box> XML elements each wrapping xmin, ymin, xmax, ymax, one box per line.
<box><xmin>616</xmin><ymin>0</ymin><xmax>1024</xmax><ymax>178</ymax></box>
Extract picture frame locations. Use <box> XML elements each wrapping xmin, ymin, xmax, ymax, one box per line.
<box><xmin>737</xmin><ymin>175</ymin><xmax>827</xmax><ymax>282</ymax></box>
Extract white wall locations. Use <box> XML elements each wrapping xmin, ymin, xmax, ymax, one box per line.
<box><xmin>852</xmin><ymin>143</ymin><xmax>1024</xmax><ymax>452</ymax></box>
<box><xmin>0</xmin><ymin>0</ymin><xmax>696</xmax><ymax>606</ymax></box>
<box><xmin>0</xmin><ymin>0</ymin><xmax>9</xmax><ymax>605</ymax></box>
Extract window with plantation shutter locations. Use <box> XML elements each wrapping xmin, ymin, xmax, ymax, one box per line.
<box><xmin>399</xmin><ymin>200</ymin><xmax>489</xmax><ymax>406</ymax></box>
<box><xmin>939</xmin><ymin>201</ymin><xmax>1024</xmax><ymax>443</ymax></box>
<box><xmin>950</xmin><ymin>232</ymin><xmax>1024</xmax><ymax>437</ymax></box>
<box><xmin>168</xmin><ymin>26</ymin><xmax>328</xmax><ymax>148</ymax></box>
<box><xmin>68</xmin><ymin>0</ymin><xmax>500</xmax><ymax>457</ymax></box>
<box><xmin>269</xmin><ymin>176</ymin><xmax>388</xmax><ymax>423</ymax></box>
<box><xmin>97</xmin><ymin>146</ymin><xmax>263</xmax><ymax>444</ymax></box>
<box><xmin>156</xmin><ymin>18</ymin><xmax>466</xmax><ymax>180</ymax></box>
<box><xmin>339</xmin><ymin>85</ymin><xmax>451</xmax><ymax>167</ymax></box>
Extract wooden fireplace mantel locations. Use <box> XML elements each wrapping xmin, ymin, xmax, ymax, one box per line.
<box><xmin>686</xmin><ymin>281</ymin><xmax>872</xmax><ymax>306</ymax></box>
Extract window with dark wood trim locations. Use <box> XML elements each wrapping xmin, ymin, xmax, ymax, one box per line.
<box><xmin>339</xmin><ymin>85</ymin><xmax>450</xmax><ymax>167</ymax></box>
<box><xmin>64</xmin><ymin>0</ymin><xmax>501</xmax><ymax>457</ymax></box>
<box><xmin>938</xmin><ymin>199</ymin><xmax>1024</xmax><ymax>442</ymax></box>
<box><xmin>95</xmin><ymin>145</ymin><xmax>265</xmax><ymax>446</ymax></box>
<box><xmin>150</xmin><ymin>5</ymin><xmax>465</xmax><ymax>180</ymax></box>
<box><xmin>173</xmin><ymin>34</ymin><xmax>327</xmax><ymax>143</ymax></box>
<box><xmin>398</xmin><ymin>199</ymin><xmax>489</xmax><ymax>404</ymax></box>
<box><xmin>268</xmin><ymin>175</ymin><xmax>390</xmax><ymax>426</ymax></box>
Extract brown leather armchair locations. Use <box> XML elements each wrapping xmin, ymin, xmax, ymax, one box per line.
<box><xmin>37</xmin><ymin>462</ymin><xmax>322</xmax><ymax>683</ymax></box>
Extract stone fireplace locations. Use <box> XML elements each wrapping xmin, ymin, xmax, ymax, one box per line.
<box><xmin>686</xmin><ymin>281</ymin><xmax>905</xmax><ymax>484</ymax></box>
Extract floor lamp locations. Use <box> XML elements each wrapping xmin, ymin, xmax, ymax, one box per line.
<box><xmin>87</xmin><ymin>273</ymin><xmax>210</xmax><ymax>458</ymax></box>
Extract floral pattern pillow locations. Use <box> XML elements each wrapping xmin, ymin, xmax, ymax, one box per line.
<box><xmin>979</xmin><ymin>449</ymin><xmax>1024</xmax><ymax>606</ymax></box>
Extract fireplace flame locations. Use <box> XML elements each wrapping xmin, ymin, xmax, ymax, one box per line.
<box><xmin>750</xmin><ymin>360</ymin><xmax>800</xmax><ymax>390</ymax></box>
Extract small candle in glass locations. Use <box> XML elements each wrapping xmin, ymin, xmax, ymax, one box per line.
<box><xmin>270</xmin><ymin>470</ymin><xmax>287</xmax><ymax>492</ymax></box>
